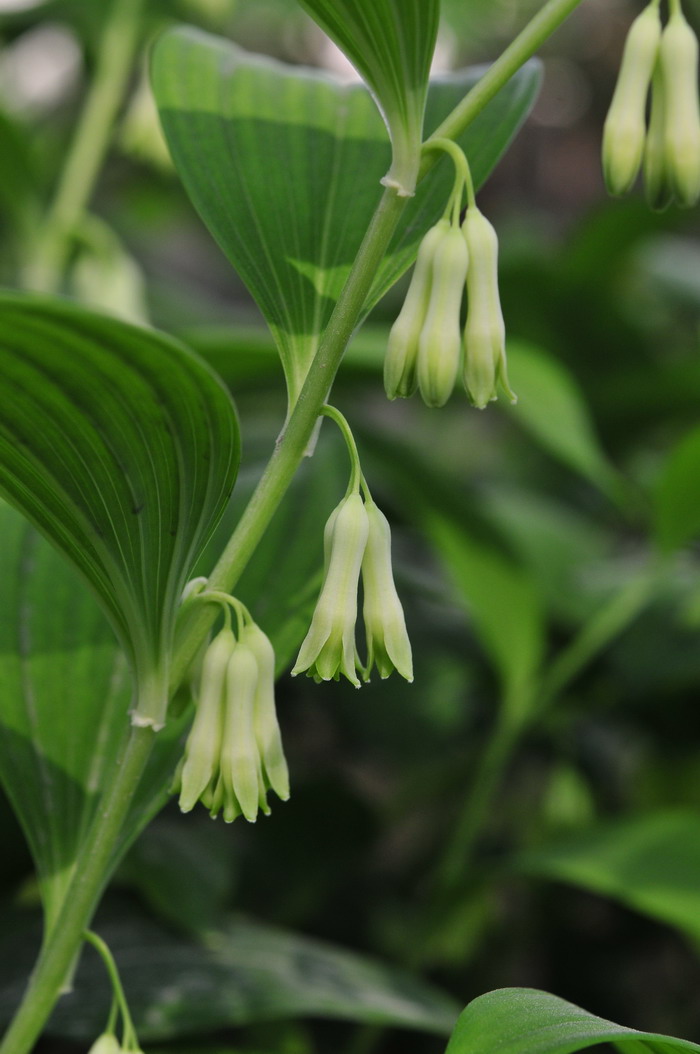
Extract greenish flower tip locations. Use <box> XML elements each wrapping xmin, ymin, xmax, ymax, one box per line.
<box><xmin>603</xmin><ymin>0</ymin><xmax>700</xmax><ymax>208</ymax></box>
<box><xmin>292</xmin><ymin>491</ymin><xmax>413</xmax><ymax>687</ymax></box>
<box><xmin>385</xmin><ymin>203</ymin><xmax>515</xmax><ymax>410</ymax></box>
<box><xmin>172</xmin><ymin>615</ymin><xmax>289</xmax><ymax>823</ymax></box>
<box><xmin>88</xmin><ymin>1036</ymin><xmax>122</xmax><ymax>1054</ymax></box>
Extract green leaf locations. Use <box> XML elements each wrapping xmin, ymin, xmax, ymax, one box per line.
<box><xmin>446</xmin><ymin>988</ymin><xmax>700</xmax><ymax>1054</ymax></box>
<box><xmin>0</xmin><ymin>503</ymin><xmax>186</xmax><ymax>931</ymax></box>
<box><xmin>25</xmin><ymin>905</ymin><xmax>459</xmax><ymax>1041</ymax></box>
<box><xmin>507</xmin><ymin>342</ymin><xmax>619</xmax><ymax>497</ymax></box>
<box><xmin>295</xmin><ymin>0</ymin><xmax>440</xmax><ymax>195</ymax></box>
<box><xmin>152</xmin><ymin>27</ymin><xmax>540</xmax><ymax>405</ymax></box>
<box><xmin>654</xmin><ymin>425</ymin><xmax>700</xmax><ymax>552</ymax></box>
<box><xmin>516</xmin><ymin>810</ymin><xmax>700</xmax><ymax>945</ymax></box>
<box><xmin>0</xmin><ymin>292</ymin><xmax>239</xmax><ymax>727</ymax></box>
<box><xmin>425</xmin><ymin>512</ymin><xmax>546</xmax><ymax>716</ymax></box>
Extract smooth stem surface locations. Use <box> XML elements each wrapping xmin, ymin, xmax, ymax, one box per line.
<box><xmin>23</xmin><ymin>0</ymin><xmax>143</xmax><ymax>293</ymax></box>
<box><xmin>171</xmin><ymin>0</ymin><xmax>588</xmax><ymax>690</ymax></box>
<box><xmin>0</xmin><ymin>724</ymin><xmax>156</xmax><ymax>1054</ymax></box>
<box><xmin>422</xmin><ymin>0</ymin><xmax>586</xmax><ymax>172</ymax></box>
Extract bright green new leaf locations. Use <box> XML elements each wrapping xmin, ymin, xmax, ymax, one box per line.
<box><xmin>0</xmin><ymin>503</ymin><xmax>187</xmax><ymax>932</ymax></box>
<box><xmin>516</xmin><ymin>810</ymin><xmax>700</xmax><ymax>945</ymax></box>
<box><xmin>654</xmin><ymin>425</ymin><xmax>700</xmax><ymax>552</ymax></box>
<box><xmin>23</xmin><ymin>906</ymin><xmax>459</xmax><ymax>1041</ymax></box>
<box><xmin>426</xmin><ymin>513</ymin><xmax>546</xmax><ymax>719</ymax></box>
<box><xmin>152</xmin><ymin>27</ymin><xmax>540</xmax><ymax>407</ymax></box>
<box><xmin>0</xmin><ymin>293</ymin><xmax>239</xmax><ymax>727</ymax></box>
<box><xmin>446</xmin><ymin>987</ymin><xmax>700</xmax><ymax>1054</ymax></box>
<box><xmin>507</xmin><ymin>343</ymin><xmax>619</xmax><ymax>498</ymax></box>
<box><xmin>295</xmin><ymin>0</ymin><xmax>440</xmax><ymax>195</ymax></box>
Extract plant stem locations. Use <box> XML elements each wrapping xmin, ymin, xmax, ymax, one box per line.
<box><xmin>23</xmin><ymin>0</ymin><xmax>143</xmax><ymax>293</ymax></box>
<box><xmin>421</xmin><ymin>0</ymin><xmax>586</xmax><ymax>171</ymax></box>
<box><xmin>171</xmin><ymin>0</ymin><xmax>589</xmax><ymax>688</ymax></box>
<box><xmin>0</xmin><ymin>724</ymin><xmax>156</xmax><ymax>1054</ymax></box>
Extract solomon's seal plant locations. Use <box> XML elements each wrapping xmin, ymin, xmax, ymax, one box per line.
<box><xmin>2</xmin><ymin>2</ymin><xmax>700</xmax><ymax>1054</ymax></box>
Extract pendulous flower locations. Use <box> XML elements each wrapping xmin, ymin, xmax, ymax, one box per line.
<box><xmin>292</xmin><ymin>492</ymin><xmax>369</xmax><ymax>687</ymax></box>
<box><xmin>361</xmin><ymin>500</ymin><xmax>413</xmax><ymax>682</ymax></box>
<box><xmin>416</xmin><ymin>223</ymin><xmax>470</xmax><ymax>408</ymax></box>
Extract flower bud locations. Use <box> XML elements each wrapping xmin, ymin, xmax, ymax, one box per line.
<box><xmin>219</xmin><ymin>642</ymin><xmax>262</xmax><ymax>823</ymax></box>
<box><xmin>292</xmin><ymin>492</ymin><xmax>369</xmax><ymax>687</ymax></box>
<box><xmin>644</xmin><ymin>65</ymin><xmax>673</xmax><ymax>210</ymax></box>
<box><xmin>462</xmin><ymin>208</ymin><xmax>516</xmax><ymax>409</ymax></box>
<box><xmin>659</xmin><ymin>9</ymin><xmax>700</xmax><ymax>207</ymax></box>
<box><xmin>88</xmin><ymin>1036</ymin><xmax>122</xmax><ymax>1054</ymax></box>
<box><xmin>384</xmin><ymin>219</ymin><xmax>450</xmax><ymax>400</ymax></box>
<box><xmin>416</xmin><ymin>225</ymin><xmax>469</xmax><ymax>408</ymax></box>
<box><xmin>602</xmin><ymin>2</ymin><xmax>661</xmax><ymax>196</ymax></box>
<box><xmin>176</xmin><ymin>627</ymin><xmax>234</xmax><ymax>814</ymax></box>
<box><xmin>361</xmin><ymin>502</ymin><xmax>413</xmax><ymax>682</ymax></box>
<box><xmin>240</xmin><ymin>623</ymin><xmax>290</xmax><ymax>803</ymax></box>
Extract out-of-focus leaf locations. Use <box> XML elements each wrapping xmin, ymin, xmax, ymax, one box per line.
<box><xmin>425</xmin><ymin>512</ymin><xmax>545</xmax><ymax>715</ymax></box>
<box><xmin>152</xmin><ymin>26</ymin><xmax>540</xmax><ymax>405</ymax></box>
<box><xmin>446</xmin><ymin>987</ymin><xmax>700</xmax><ymax>1054</ymax></box>
<box><xmin>295</xmin><ymin>0</ymin><xmax>439</xmax><ymax>195</ymax></box>
<box><xmin>9</xmin><ymin>905</ymin><xmax>460</xmax><ymax>1041</ymax></box>
<box><xmin>654</xmin><ymin>425</ymin><xmax>700</xmax><ymax>552</ymax></box>
<box><xmin>0</xmin><ymin>504</ymin><xmax>186</xmax><ymax>933</ymax></box>
<box><xmin>0</xmin><ymin>293</ymin><xmax>238</xmax><ymax>727</ymax></box>
<box><xmin>119</xmin><ymin>814</ymin><xmax>236</xmax><ymax>935</ymax></box>
<box><xmin>516</xmin><ymin>810</ymin><xmax>700</xmax><ymax>944</ymax></box>
<box><xmin>507</xmin><ymin>343</ymin><xmax>619</xmax><ymax>497</ymax></box>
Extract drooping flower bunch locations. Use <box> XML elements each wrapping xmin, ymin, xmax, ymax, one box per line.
<box><xmin>292</xmin><ymin>407</ymin><xmax>413</xmax><ymax>688</ymax></box>
<box><xmin>173</xmin><ymin>590</ymin><xmax>289</xmax><ymax>822</ymax></box>
<box><xmin>603</xmin><ymin>0</ymin><xmax>700</xmax><ymax>208</ymax></box>
<box><xmin>384</xmin><ymin>139</ymin><xmax>516</xmax><ymax>410</ymax></box>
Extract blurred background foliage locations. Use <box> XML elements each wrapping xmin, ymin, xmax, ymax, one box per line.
<box><xmin>1</xmin><ymin>0</ymin><xmax>700</xmax><ymax>1052</ymax></box>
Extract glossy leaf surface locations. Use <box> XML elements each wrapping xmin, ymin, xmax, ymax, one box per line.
<box><xmin>446</xmin><ymin>988</ymin><xmax>700</xmax><ymax>1054</ymax></box>
<box><xmin>0</xmin><ymin>504</ymin><xmax>186</xmax><ymax>930</ymax></box>
<box><xmin>654</xmin><ymin>424</ymin><xmax>700</xmax><ymax>552</ymax></box>
<box><xmin>152</xmin><ymin>28</ymin><xmax>540</xmax><ymax>404</ymax></box>
<box><xmin>0</xmin><ymin>293</ymin><xmax>239</xmax><ymax>724</ymax></box>
<box><xmin>295</xmin><ymin>0</ymin><xmax>440</xmax><ymax>194</ymax></box>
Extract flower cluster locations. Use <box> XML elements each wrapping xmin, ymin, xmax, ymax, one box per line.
<box><xmin>603</xmin><ymin>0</ymin><xmax>700</xmax><ymax>208</ymax></box>
<box><xmin>384</xmin><ymin>203</ymin><xmax>515</xmax><ymax>410</ymax></box>
<box><xmin>172</xmin><ymin>613</ymin><xmax>289</xmax><ymax>823</ymax></box>
<box><xmin>292</xmin><ymin>490</ymin><xmax>413</xmax><ymax>687</ymax></box>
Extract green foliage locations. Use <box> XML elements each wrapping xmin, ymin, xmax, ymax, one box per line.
<box><xmin>0</xmin><ymin>293</ymin><xmax>239</xmax><ymax>725</ymax></box>
<box><xmin>447</xmin><ymin>989</ymin><xmax>700</xmax><ymax>1054</ymax></box>
<box><xmin>152</xmin><ymin>27</ymin><xmax>539</xmax><ymax>405</ymax></box>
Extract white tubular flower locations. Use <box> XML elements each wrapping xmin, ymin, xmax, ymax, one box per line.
<box><xmin>384</xmin><ymin>219</ymin><xmax>450</xmax><ymax>400</ymax></box>
<box><xmin>659</xmin><ymin>7</ymin><xmax>700</xmax><ymax>207</ymax></box>
<box><xmin>602</xmin><ymin>2</ymin><xmax>661</xmax><ymax>196</ymax></box>
<box><xmin>361</xmin><ymin>501</ymin><xmax>413</xmax><ymax>683</ymax></box>
<box><xmin>462</xmin><ymin>207</ymin><xmax>516</xmax><ymax>410</ymax></box>
<box><xmin>218</xmin><ymin>642</ymin><xmax>262</xmax><ymax>823</ymax></box>
<box><xmin>644</xmin><ymin>65</ymin><xmax>673</xmax><ymax>210</ymax></box>
<box><xmin>292</xmin><ymin>492</ymin><xmax>369</xmax><ymax>687</ymax></box>
<box><xmin>87</xmin><ymin>1037</ymin><xmax>122</xmax><ymax>1054</ymax></box>
<box><xmin>176</xmin><ymin>627</ymin><xmax>234</xmax><ymax>814</ymax></box>
<box><xmin>240</xmin><ymin>622</ymin><xmax>290</xmax><ymax>803</ymax></box>
<box><xmin>416</xmin><ymin>224</ymin><xmax>469</xmax><ymax>408</ymax></box>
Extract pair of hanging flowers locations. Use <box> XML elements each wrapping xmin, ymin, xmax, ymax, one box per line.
<box><xmin>384</xmin><ymin>139</ymin><xmax>516</xmax><ymax>411</ymax></box>
<box><xmin>603</xmin><ymin>0</ymin><xmax>700</xmax><ymax>208</ymax></box>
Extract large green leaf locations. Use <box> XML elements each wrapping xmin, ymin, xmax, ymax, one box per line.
<box><xmin>0</xmin><ymin>904</ymin><xmax>459</xmax><ymax>1041</ymax></box>
<box><xmin>516</xmin><ymin>810</ymin><xmax>700</xmax><ymax>945</ymax></box>
<box><xmin>654</xmin><ymin>425</ymin><xmax>700</xmax><ymax>553</ymax></box>
<box><xmin>295</xmin><ymin>0</ymin><xmax>440</xmax><ymax>195</ymax></box>
<box><xmin>0</xmin><ymin>293</ymin><xmax>239</xmax><ymax>727</ymax></box>
<box><xmin>446</xmin><ymin>988</ymin><xmax>700</xmax><ymax>1054</ymax></box>
<box><xmin>0</xmin><ymin>503</ymin><xmax>186</xmax><ymax>932</ymax></box>
<box><xmin>152</xmin><ymin>27</ymin><xmax>540</xmax><ymax>405</ymax></box>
